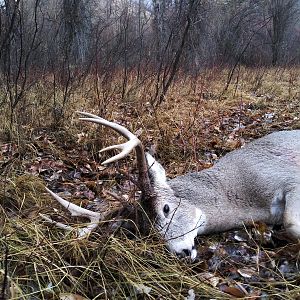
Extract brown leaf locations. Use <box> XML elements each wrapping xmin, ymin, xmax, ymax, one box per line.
<box><xmin>219</xmin><ymin>285</ymin><xmax>246</xmax><ymax>298</ymax></box>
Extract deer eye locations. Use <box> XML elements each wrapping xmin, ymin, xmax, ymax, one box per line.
<box><xmin>163</xmin><ymin>204</ymin><xmax>170</xmax><ymax>215</ymax></box>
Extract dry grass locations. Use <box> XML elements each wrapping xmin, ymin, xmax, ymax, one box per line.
<box><xmin>0</xmin><ymin>176</ymin><xmax>227</xmax><ymax>299</ymax></box>
<box><xmin>1</xmin><ymin>66</ymin><xmax>300</xmax><ymax>299</ymax></box>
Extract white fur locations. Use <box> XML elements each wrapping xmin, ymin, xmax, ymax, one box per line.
<box><xmin>146</xmin><ymin>153</ymin><xmax>168</xmax><ymax>188</ymax></box>
<box><xmin>167</xmin><ymin>207</ymin><xmax>206</xmax><ymax>254</ymax></box>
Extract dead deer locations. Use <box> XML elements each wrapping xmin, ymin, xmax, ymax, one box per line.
<box><xmin>43</xmin><ymin>111</ymin><xmax>300</xmax><ymax>259</ymax></box>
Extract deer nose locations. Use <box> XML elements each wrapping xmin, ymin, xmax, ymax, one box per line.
<box><xmin>182</xmin><ymin>249</ymin><xmax>191</xmax><ymax>257</ymax></box>
<box><xmin>180</xmin><ymin>246</ymin><xmax>197</xmax><ymax>259</ymax></box>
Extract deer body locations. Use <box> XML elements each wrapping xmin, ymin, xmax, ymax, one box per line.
<box><xmin>146</xmin><ymin>130</ymin><xmax>300</xmax><ymax>257</ymax></box>
<box><xmin>45</xmin><ymin>113</ymin><xmax>300</xmax><ymax>260</ymax></box>
<box><xmin>172</xmin><ymin>131</ymin><xmax>300</xmax><ymax>232</ymax></box>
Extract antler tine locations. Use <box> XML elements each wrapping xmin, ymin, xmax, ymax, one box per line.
<box><xmin>42</xmin><ymin>187</ymin><xmax>101</xmax><ymax>238</ymax></box>
<box><xmin>76</xmin><ymin>111</ymin><xmax>141</xmax><ymax>165</ymax></box>
<box><xmin>100</xmin><ymin>140</ymin><xmax>140</xmax><ymax>165</ymax></box>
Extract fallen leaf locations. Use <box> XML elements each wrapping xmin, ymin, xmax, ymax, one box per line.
<box><xmin>237</xmin><ymin>267</ymin><xmax>257</xmax><ymax>278</ymax></box>
<box><xmin>219</xmin><ymin>285</ymin><xmax>246</xmax><ymax>298</ymax></box>
<box><xmin>199</xmin><ymin>272</ymin><xmax>220</xmax><ymax>287</ymax></box>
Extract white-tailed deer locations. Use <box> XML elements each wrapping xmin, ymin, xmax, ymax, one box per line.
<box><xmin>44</xmin><ymin>112</ymin><xmax>300</xmax><ymax>259</ymax></box>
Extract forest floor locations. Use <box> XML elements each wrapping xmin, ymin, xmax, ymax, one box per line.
<box><xmin>1</xmin><ymin>67</ymin><xmax>300</xmax><ymax>299</ymax></box>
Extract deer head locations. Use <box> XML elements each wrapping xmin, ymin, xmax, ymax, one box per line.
<box><xmin>145</xmin><ymin>153</ymin><xmax>205</xmax><ymax>258</ymax></box>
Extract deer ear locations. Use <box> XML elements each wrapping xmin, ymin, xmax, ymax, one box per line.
<box><xmin>145</xmin><ymin>153</ymin><xmax>168</xmax><ymax>187</ymax></box>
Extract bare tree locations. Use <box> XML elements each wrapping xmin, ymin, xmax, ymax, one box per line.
<box><xmin>151</xmin><ymin>0</ymin><xmax>201</xmax><ymax>107</ymax></box>
<box><xmin>0</xmin><ymin>0</ymin><xmax>42</xmax><ymax>129</ymax></box>
<box><xmin>264</xmin><ymin>0</ymin><xmax>299</xmax><ymax>66</ymax></box>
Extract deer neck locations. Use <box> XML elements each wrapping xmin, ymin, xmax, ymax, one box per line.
<box><xmin>170</xmin><ymin>168</ymin><xmax>272</xmax><ymax>235</ymax></box>
<box><xmin>196</xmin><ymin>169</ymin><xmax>272</xmax><ymax>234</ymax></box>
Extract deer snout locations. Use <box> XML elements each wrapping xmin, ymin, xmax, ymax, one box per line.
<box><xmin>182</xmin><ymin>249</ymin><xmax>191</xmax><ymax>256</ymax></box>
<box><xmin>178</xmin><ymin>246</ymin><xmax>197</xmax><ymax>260</ymax></box>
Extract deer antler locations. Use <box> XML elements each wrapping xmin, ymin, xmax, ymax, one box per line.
<box><xmin>43</xmin><ymin>111</ymin><xmax>154</xmax><ymax>237</ymax></box>
<box><xmin>77</xmin><ymin>112</ymin><xmax>153</xmax><ymax>193</ymax></box>
<box><xmin>41</xmin><ymin>187</ymin><xmax>101</xmax><ymax>237</ymax></box>
<box><xmin>77</xmin><ymin>111</ymin><xmax>143</xmax><ymax>165</ymax></box>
